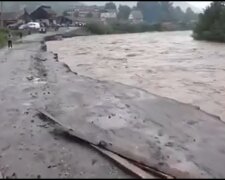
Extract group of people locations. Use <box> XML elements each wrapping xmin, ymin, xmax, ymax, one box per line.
<box><xmin>7</xmin><ymin>32</ymin><xmax>23</xmax><ymax>49</ymax></box>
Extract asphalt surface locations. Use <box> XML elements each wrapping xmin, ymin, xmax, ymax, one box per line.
<box><xmin>0</xmin><ymin>32</ymin><xmax>131</xmax><ymax>178</ymax></box>
<box><xmin>0</xmin><ymin>30</ymin><xmax>225</xmax><ymax>178</ymax></box>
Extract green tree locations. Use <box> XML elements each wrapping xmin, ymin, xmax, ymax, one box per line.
<box><xmin>117</xmin><ymin>5</ymin><xmax>131</xmax><ymax>20</ymax></box>
<box><xmin>193</xmin><ymin>2</ymin><xmax>225</xmax><ymax>42</ymax></box>
<box><xmin>86</xmin><ymin>12</ymin><xmax>93</xmax><ymax>18</ymax></box>
<box><xmin>184</xmin><ymin>7</ymin><xmax>198</xmax><ymax>22</ymax></box>
<box><xmin>104</xmin><ymin>2</ymin><xmax>117</xmax><ymax>10</ymax></box>
<box><xmin>63</xmin><ymin>11</ymin><xmax>70</xmax><ymax>16</ymax></box>
<box><xmin>159</xmin><ymin>1</ymin><xmax>174</xmax><ymax>22</ymax></box>
<box><xmin>137</xmin><ymin>1</ymin><xmax>161</xmax><ymax>23</ymax></box>
<box><xmin>172</xmin><ymin>6</ymin><xmax>185</xmax><ymax>22</ymax></box>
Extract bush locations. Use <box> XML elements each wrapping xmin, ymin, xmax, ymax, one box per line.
<box><xmin>85</xmin><ymin>21</ymin><xmax>161</xmax><ymax>35</ymax></box>
<box><xmin>85</xmin><ymin>22</ymin><xmax>112</xmax><ymax>35</ymax></box>
<box><xmin>193</xmin><ymin>2</ymin><xmax>225</xmax><ymax>42</ymax></box>
<box><xmin>0</xmin><ymin>29</ymin><xmax>8</xmax><ymax>48</ymax></box>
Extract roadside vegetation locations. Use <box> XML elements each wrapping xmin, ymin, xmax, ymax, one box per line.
<box><xmin>85</xmin><ymin>21</ymin><xmax>196</xmax><ymax>35</ymax></box>
<box><xmin>0</xmin><ymin>28</ymin><xmax>27</xmax><ymax>48</ymax></box>
<box><xmin>193</xmin><ymin>2</ymin><xmax>225</xmax><ymax>42</ymax></box>
<box><xmin>0</xmin><ymin>29</ymin><xmax>8</xmax><ymax>48</ymax></box>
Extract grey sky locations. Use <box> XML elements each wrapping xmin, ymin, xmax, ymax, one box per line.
<box><xmin>187</xmin><ymin>1</ymin><xmax>211</xmax><ymax>9</ymax></box>
<box><xmin>83</xmin><ymin>1</ymin><xmax>212</xmax><ymax>12</ymax></box>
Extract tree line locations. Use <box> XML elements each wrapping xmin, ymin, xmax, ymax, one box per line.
<box><xmin>193</xmin><ymin>2</ymin><xmax>225</xmax><ymax>42</ymax></box>
<box><xmin>104</xmin><ymin>1</ymin><xmax>198</xmax><ymax>24</ymax></box>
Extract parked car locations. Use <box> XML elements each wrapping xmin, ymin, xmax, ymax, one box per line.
<box><xmin>19</xmin><ymin>24</ymin><xmax>29</xmax><ymax>30</ymax></box>
<box><xmin>26</xmin><ymin>22</ymin><xmax>40</xmax><ymax>29</ymax></box>
<box><xmin>19</xmin><ymin>22</ymin><xmax>41</xmax><ymax>30</ymax></box>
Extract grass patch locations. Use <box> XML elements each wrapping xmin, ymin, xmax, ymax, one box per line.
<box><xmin>0</xmin><ymin>29</ymin><xmax>9</xmax><ymax>48</ymax></box>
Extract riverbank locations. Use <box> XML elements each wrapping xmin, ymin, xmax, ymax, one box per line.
<box><xmin>1</xmin><ymin>29</ymin><xmax>225</xmax><ymax>178</ymax></box>
<box><xmin>85</xmin><ymin>22</ymin><xmax>194</xmax><ymax>35</ymax></box>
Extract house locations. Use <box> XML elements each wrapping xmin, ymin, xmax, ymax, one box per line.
<box><xmin>56</xmin><ymin>15</ymin><xmax>73</xmax><ymax>25</ymax></box>
<box><xmin>30</xmin><ymin>5</ymin><xmax>57</xmax><ymax>26</ymax></box>
<box><xmin>0</xmin><ymin>9</ymin><xmax>31</xmax><ymax>27</ymax></box>
<box><xmin>128</xmin><ymin>10</ymin><xmax>143</xmax><ymax>24</ymax></box>
<box><xmin>73</xmin><ymin>16</ymin><xmax>101</xmax><ymax>26</ymax></box>
<box><xmin>100</xmin><ymin>9</ymin><xmax>117</xmax><ymax>23</ymax></box>
<box><xmin>73</xmin><ymin>5</ymin><xmax>101</xmax><ymax>18</ymax></box>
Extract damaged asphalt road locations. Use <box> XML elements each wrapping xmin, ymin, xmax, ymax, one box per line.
<box><xmin>1</xmin><ymin>31</ymin><xmax>225</xmax><ymax>178</ymax></box>
<box><xmin>0</xmin><ymin>35</ymin><xmax>131</xmax><ymax>178</ymax></box>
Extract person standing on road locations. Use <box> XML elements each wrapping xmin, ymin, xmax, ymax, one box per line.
<box><xmin>19</xmin><ymin>32</ymin><xmax>23</xmax><ymax>39</ymax></box>
<box><xmin>7</xmin><ymin>33</ymin><xmax>13</xmax><ymax>49</ymax></box>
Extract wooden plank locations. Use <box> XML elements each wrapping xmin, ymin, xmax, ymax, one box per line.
<box><xmin>37</xmin><ymin>109</ymin><xmax>171</xmax><ymax>179</ymax></box>
<box><xmin>132</xmin><ymin>162</ymin><xmax>174</xmax><ymax>179</ymax></box>
<box><xmin>93</xmin><ymin>145</ymin><xmax>158</xmax><ymax>179</ymax></box>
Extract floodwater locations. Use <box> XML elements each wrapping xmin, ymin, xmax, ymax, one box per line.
<box><xmin>47</xmin><ymin>31</ymin><xmax>225</xmax><ymax>122</ymax></box>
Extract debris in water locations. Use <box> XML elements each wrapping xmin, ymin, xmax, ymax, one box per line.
<box><xmin>92</xmin><ymin>159</ymin><xmax>97</xmax><ymax>165</ymax></box>
<box><xmin>26</xmin><ymin>76</ymin><xmax>34</xmax><ymax>81</ymax></box>
<box><xmin>98</xmin><ymin>140</ymin><xmax>107</xmax><ymax>148</ymax></box>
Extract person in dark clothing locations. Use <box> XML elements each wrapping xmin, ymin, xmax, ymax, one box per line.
<box><xmin>7</xmin><ymin>33</ymin><xmax>13</xmax><ymax>48</ymax></box>
<box><xmin>19</xmin><ymin>32</ymin><xmax>23</xmax><ymax>39</ymax></box>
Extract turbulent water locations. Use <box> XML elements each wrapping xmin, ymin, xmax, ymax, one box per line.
<box><xmin>47</xmin><ymin>31</ymin><xmax>225</xmax><ymax>122</ymax></box>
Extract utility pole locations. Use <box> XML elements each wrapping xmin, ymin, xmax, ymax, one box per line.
<box><xmin>0</xmin><ymin>1</ymin><xmax>3</xmax><ymax>28</ymax></box>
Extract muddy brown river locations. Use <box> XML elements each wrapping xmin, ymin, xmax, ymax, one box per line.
<box><xmin>47</xmin><ymin>31</ymin><xmax>225</xmax><ymax>122</ymax></box>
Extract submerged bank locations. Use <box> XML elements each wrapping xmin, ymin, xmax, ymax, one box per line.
<box><xmin>84</xmin><ymin>22</ymin><xmax>194</xmax><ymax>35</ymax></box>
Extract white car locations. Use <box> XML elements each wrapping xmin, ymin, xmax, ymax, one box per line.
<box><xmin>19</xmin><ymin>22</ymin><xmax>41</xmax><ymax>30</ymax></box>
<box><xmin>27</xmin><ymin>22</ymin><xmax>40</xmax><ymax>29</ymax></box>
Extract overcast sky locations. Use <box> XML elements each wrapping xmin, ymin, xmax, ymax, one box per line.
<box><xmin>83</xmin><ymin>1</ymin><xmax>212</xmax><ymax>10</ymax></box>
<box><xmin>187</xmin><ymin>1</ymin><xmax>211</xmax><ymax>9</ymax></box>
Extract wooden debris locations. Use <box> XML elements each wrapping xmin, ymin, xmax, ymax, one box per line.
<box><xmin>93</xmin><ymin>145</ymin><xmax>157</xmax><ymax>178</ymax></box>
<box><xmin>132</xmin><ymin>162</ymin><xmax>174</xmax><ymax>179</ymax></box>
<box><xmin>37</xmin><ymin>109</ymin><xmax>173</xmax><ymax>179</ymax></box>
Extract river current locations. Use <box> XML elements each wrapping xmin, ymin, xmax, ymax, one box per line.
<box><xmin>47</xmin><ymin>31</ymin><xmax>225</xmax><ymax>121</ymax></box>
